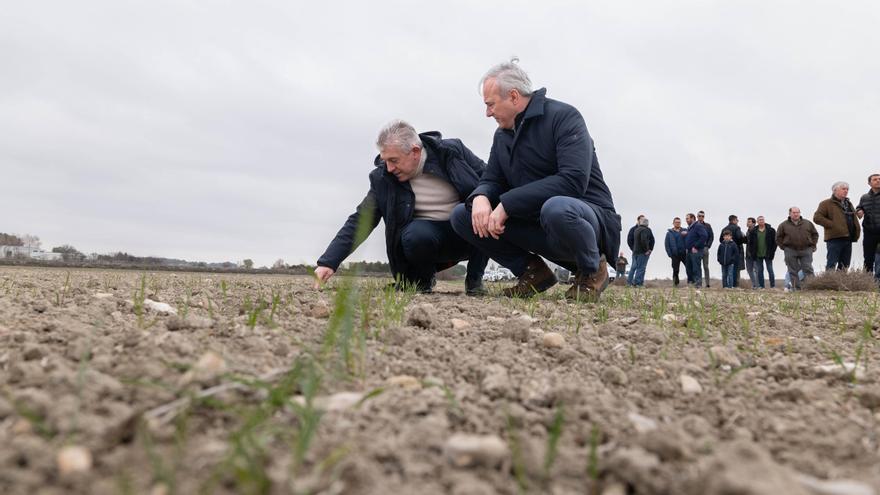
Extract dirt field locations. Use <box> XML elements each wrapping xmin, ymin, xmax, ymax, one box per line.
<box><xmin>1</xmin><ymin>266</ymin><xmax>879</xmax><ymax>495</ymax></box>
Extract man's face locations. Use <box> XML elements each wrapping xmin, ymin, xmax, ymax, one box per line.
<box><xmin>482</xmin><ymin>78</ymin><xmax>520</xmax><ymax>130</ymax></box>
<box><xmin>871</xmin><ymin>175</ymin><xmax>880</xmax><ymax>190</ymax></box>
<box><xmin>747</xmin><ymin>219</ymin><xmax>755</xmax><ymax>228</ymax></box>
<box><xmin>697</xmin><ymin>213</ymin><xmax>705</xmax><ymax>223</ymax></box>
<box><xmin>686</xmin><ymin>215</ymin><xmax>695</xmax><ymax>225</ymax></box>
<box><xmin>673</xmin><ymin>218</ymin><xmax>681</xmax><ymax>229</ymax></box>
<box><xmin>380</xmin><ymin>145</ymin><xmax>421</xmax><ymax>182</ymax></box>
<box><xmin>731</xmin><ymin>217</ymin><xmax>739</xmax><ymax>225</ymax></box>
<box><xmin>757</xmin><ymin>216</ymin><xmax>765</xmax><ymax>228</ymax></box>
<box><xmin>790</xmin><ymin>209</ymin><xmax>802</xmax><ymax>221</ymax></box>
<box><xmin>833</xmin><ymin>185</ymin><xmax>849</xmax><ymax>200</ymax></box>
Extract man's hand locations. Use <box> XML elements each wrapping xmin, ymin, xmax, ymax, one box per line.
<box><xmin>645</xmin><ymin>250</ymin><xmax>652</xmax><ymax>256</ymax></box>
<box><xmin>471</xmin><ymin>195</ymin><xmax>493</xmax><ymax>238</ymax></box>
<box><xmin>858</xmin><ymin>210</ymin><xmax>865</xmax><ymax>219</ymax></box>
<box><xmin>314</xmin><ymin>266</ymin><xmax>335</xmax><ymax>289</ymax></box>
<box><xmin>487</xmin><ymin>203</ymin><xmax>509</xmax><ymax>239</ymax></box>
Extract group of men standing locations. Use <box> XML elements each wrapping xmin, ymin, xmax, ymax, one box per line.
<box><xmin>619</xmin><ymin>177</ymin><xmax>880</xmax><ymax>291</ymax></box>
<box><xmin>315</xmin><ymin>60</ymin><xmax>621</xmax><ymax>302</ymax></box>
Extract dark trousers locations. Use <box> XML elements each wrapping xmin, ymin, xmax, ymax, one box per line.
<box><xmin>864</xmin><ymin>231</ymin><xmax>880</xmax><ymax>272</ymax></box>
<box><xmin>400</xmin><ymin>219</ymin><xmax>488</xmax><ymax>285</ymax></box>
<box><xmin>755</xmin><ymin>257</ymin><xmax>775</xmax><ymax>288</ymax></box>
<box><xmin>449</xmin><ymin>197</ymin><xmax>602</xmax><ymax>276</ymax></box>
<box><xmin>825</xmin><ymin>238</ymin><xmax>852</xmax><ymax>270</ymax></box>
<box><xmin>687</xmin><ymin>250</ymin><xmax>703</xmax><ymax>286</ymax></box>
<box><xmin>722</xmin><ymin>264</ymin><xmax>736</xmax><ymax>288</ymax></box>
<box><xmin>670</xmin><ymin>254</ymin><xmax>685</xmax><ymax>286</ymax></box>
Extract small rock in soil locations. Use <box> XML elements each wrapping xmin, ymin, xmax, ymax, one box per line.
<box><xmin>628</xmin><ymin>411</ymin><xmax>658</xmax><ymax>433</ymax></box>
<box><xmin>386</xmin><ymin>375</ymin><xmax>422</xmax><ymax>389</ymax></box>
<box><xmin>450</xmin><ymin>318</ymin><xmax>471</xmax><ymax>331</ymax></box>
<box><xmin>793</xmin><ymin>472</ymin><xmax>876</xmax><ymax>495</ymax></box>
<box><xmin>680</xmin><ymin>374</ymin><xmax>702</xmax><ymax>395</ymax></box>
<box><xmin>444</xmin><ymin>433</ymin><xmax>508</xmax><ymax>468</ymax></box>
<box><xmin>542</xmin><ymin>332</ymin><xmax>565</xmax><ymax>348</ymax></box>
<box><xmin>57</xmin><ymin>445</ymin><xmax>92</xmax><ymax>475</ymax></box>
<box><xmin>602</xmin><ymin>366</ymin><xmax>628</xmax><ymax>386</ymax></box>
<box><xmin>144</xmin><ymin>299</ymin><xmax>177</xmax><ymax>315</ymax></box>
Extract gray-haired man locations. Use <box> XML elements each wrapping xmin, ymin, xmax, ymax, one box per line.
<box><xmin>814</xmin><ymin>181</ymin><xmax>860</xmax><ymax>270</ymax></box>
<box><xmin>316</xmin><ymin>120</ymin><xmax>489</xmax><ymax>294</ymax></box>
<box><xmin>450</xmin><ymin>59</ymin><xmax>621</xmax><ymax>302</ymax></box>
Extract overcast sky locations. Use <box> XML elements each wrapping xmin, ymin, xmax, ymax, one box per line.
<box><xmin>2</xmin><ymin>1</ymin><xmax>879</xmax><ymax>278</ymax></box>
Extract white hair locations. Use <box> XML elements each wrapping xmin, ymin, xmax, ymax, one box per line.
<box><xmin>639</xmin><ymin>217</ymin><xmax>649</xmax><ymax>226</ymax></box>
<box><xmin>831</xmin><ymin>181</ymin><xmax>849</xmax><ymax>192</ymax></box>
<box><xmin>376</xmin><ymin>120</ymin><xmax>422</xmax><ymax>152</ymax></box>
<box><xmin>480</xmin><ymin>57</ymin><xmax>533</xmax><ymax>97</ymax></box>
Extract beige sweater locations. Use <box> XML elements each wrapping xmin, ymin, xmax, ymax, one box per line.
<box><xmin>409</xmin><ymin>148</ymin><xmax>459</xmax><ymax>221</ymax></box>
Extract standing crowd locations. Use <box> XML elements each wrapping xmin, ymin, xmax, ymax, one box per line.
<box><xmin>621</xmin><ymin>178</ymin><xmax>880</xmax><ymax>291</ymax></box>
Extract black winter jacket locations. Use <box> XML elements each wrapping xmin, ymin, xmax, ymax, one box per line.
<box><xmin>317</xmin><ymin>132</ymin><xmax>485</xmax><ymax>278</ymax></box>
<box><xmin>468</xmin><ymin>88</ymin><xmax>621</xmax><ymax>261</ymax></box>
<box><xmin>858</xmin><ymin>190</ymin><xmax>880</xmax><ymax>234</ymax></box>
<box><xmin>747</xmin><ymin>225</ymin><xmax>777</xmax><ymax>260</ymax></box>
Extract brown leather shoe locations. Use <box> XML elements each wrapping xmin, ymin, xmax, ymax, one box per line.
<box><xmin>502</xmin><ymin>255</ymin><xmax>557</xmax><ymax>297</ymax></box>
<box><xmin>566</xmin><ymin>256</ymin><xmax>610</xmax><ymax>302</ymax></box>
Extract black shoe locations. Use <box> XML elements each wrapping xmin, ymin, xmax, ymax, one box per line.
<box><xmin>465</xmin><ymin>278</ymin><xmax>486</xmax><ymax>297</ymax></box>
<box><xmin>386</xmin><ymin>277</ymin><xmax>435</xmax><ymax>294</ymax></box>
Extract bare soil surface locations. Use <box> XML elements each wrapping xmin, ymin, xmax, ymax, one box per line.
<box><xmin>1</xmin><ymin>267</ymin><xmax>880</xmax><ymax>495</ymax></box>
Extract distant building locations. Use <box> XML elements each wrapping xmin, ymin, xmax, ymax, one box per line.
<box><xmin>0</xmin><ymin>245</ymin><xmax>37</xmax><ymax>258</ymax></box>
<box><xmin>31</xmin><ymin>251</ymin><xmax>62</xmax><ymax>261</ymax></box>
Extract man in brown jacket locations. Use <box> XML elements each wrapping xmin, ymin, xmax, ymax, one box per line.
<box><xmin>777</xmin><ymin>206</ymin><xmax>819</xmax><ymax>291</ymax></box>
<box><xmin>814</xmin><ymin>181</ymin><xmax>861</xmax><ymax>271</ymax></box>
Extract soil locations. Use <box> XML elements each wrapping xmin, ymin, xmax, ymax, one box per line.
<box><xmin>1</xmin><ymin>266</ymin><xmax>879</xmax><ymax>494</ymax></box>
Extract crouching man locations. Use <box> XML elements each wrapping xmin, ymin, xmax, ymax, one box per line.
<box><xmin>315</xmin><ymin>120</ymin><xmax>489</xmax><ymax>294</ymax></box>
<box><xmin>450</xmin><ymin>60</ymin><xmax>621</xmax><ymax>301</ymax></box>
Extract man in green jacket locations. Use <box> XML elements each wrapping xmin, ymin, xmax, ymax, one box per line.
<box><xmin>814</xmin><ymin>181</ymin><xmax>861</xmax><ymax>271</ymax></box>
<box><xmin>777</xmin><ymin>207</ymin><xmax>819</xmax><ymax>291</ymax></box>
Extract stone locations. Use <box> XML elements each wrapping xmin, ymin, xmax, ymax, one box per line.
<box><xmin>144</xmin><ymin>299</ymin><xmax>177</xmax><ymax>315</ymax></box>
<box><xmin>314</xmin><ymin>392</ymin><xmax>364</xmax><ymax>411</ymax></box>
<box><xmin>601</xmin><ymin>366</ymin><xmax>628</xmax><ymax>386</ymax></box>
<box><xmin>450</xmin><ymin>318</ymin><xmax>471</xmax><ymax>331</ymax></box>
<box><xmin>793</xmin><ymin>473</ymin><xmax>876</xmax><ymax>495</ymax></box>
<box><xmin>386</xmin><ymin>375</ymin><xmax>422</xmax><ymax>389</ymax></box>
<box><xmin>308</xmin><ymin>301</ymin><xmax>330</xmax><ymax>319</ymax></box>
<box><xmin>444</xmin><ymin>434</ymin><xmax>508</xmax><ymax>468</ymax></box>
<box><xmin>680</xmin><ymin>374</ymin><xmax>702</xmax><ymax>395</ymax></box>
<box><xmin>628</xmin><ymin>411</ymin><xmax>658</xmax><ymax>433</ymax></box>
<box><xmin>542</xmin><ymin>332</ymin><xmax>565</xmax><ymax>348</ymax></box>
<box><xmin>94</xmin><ymin>292</ymin><xmax>114</xmax><ymax>299</ymax></box>
<box><xmin>601</xmin><ymin>482</ymin><xmax>628</xmax><ymax>495</ymax></box>
<box><xmin>57</xmin><ymin>445</ymin><xmax>92</xmax><ymax>475</ymax></box>
<box><xmin>709</xmin><ymin>346</ymin><xmax>742</xmax><ymax>368</ymax></box>
<box><xmin>179</xmin><ymin>351</ymin><xmax>227</xmax><ymax>385</ymax></box>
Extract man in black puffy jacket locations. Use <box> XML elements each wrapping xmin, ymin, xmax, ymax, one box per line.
<box><xmin>857</xmin><ymin>173</ymin><xmax>880</xmax><ymax>273</ymax></box>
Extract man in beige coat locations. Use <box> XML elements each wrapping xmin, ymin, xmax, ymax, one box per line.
<box><xmin>813</xmin><ymin>181</ymin><xmax>861</xmax><ymax>271</ymax></box>
<box><xmin>777</xmin><ymin>206</ymin><xmax>819</xmax><ymax>291</ymax></box>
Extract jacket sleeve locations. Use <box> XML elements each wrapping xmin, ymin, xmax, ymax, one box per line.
<box><xmin>664</xmin><ymin>232</ymin><xmax>674</xmax><ymax>257</ymax></box>
<box><xmin>809</xmin><ymin>222</ymin><xmax>819</xmax><ymax>247</ymax></box>
<box><xmin>705</xmin><ymin>224</ymin><xmax>714</xmax><ymax>248</ymax></box>
<box><xmin>499</xmin><ymin>110</ymin><xmax>592</xmax><ymax>218</ymax></box>
<box><xmin>767</xmin><ymin>227</ymin><xmax>778</xmax><ymax>260</ymax></box>
<box><xmin>813</xmin><ymin>202</ymin><xmax>833</xmax><ymax>228</ymax></box>
<box><xmin>776</xmin><ymin>224</ymin><xmax>786</xmax><ymax>249</ymax></box>
<box><xmin>316</xmin><ymin>190</ymin><xmax>381</xmax><ymax>271</ymax></box>
<box><xmin>627</xmin><ymin>226</ymin><xmax>635</xmax><ymax>250</ymax></box>
<box><xmin>457</xmin><ymin>140</ymin><xmax>487</xmax><ymax>179</ymax></box>
<box><xmin>857</xmin><ymin>194</ymin><xmax>867</xmax><ymax>212</ymax></box>
<box><xmin>717</xmin><ymin>246</ymin><xmax>723</xmax><ymax>265</ymax></box>
<box><xmin>648</xmin><ymin>230</ymin><xmax>655</xmax><ymax>251</ymax></box>
<box><xmin>467</xmin><ymin>137</ymin><xmax>508</xmax><ymax>207</ymax></box>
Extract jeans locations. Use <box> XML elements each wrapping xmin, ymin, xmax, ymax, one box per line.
<box><xmin>400</xmin><ymin>219</ymin><xmax>488</xmax><ymax>286</ymax></box>
<box><xmin>783</xmin><ymin>248</ymin><xmax>814</xmax><ymax>290</ymax></box>
<box><xmin>628</xmin><ymin>253</ymin><xmax>649</xmax><ymax>286</ymax></box>
<box><xmin>670</xmin><ymin>254</ymin><xmax>685</xmax><ymax>286</ymax></box>
<box><xmin>864</xmin><ymin>230</ymin><xmax>880</xmax><ymax>272</ymax></box>
<box><xmin>701</xmin><ymin>247</ymin><xmax>711</xmax><ymax>286</ymax></box>
<box><xmin>722</xmin><ymin>264</ymin><xmax>736</xmax><ymax>288</ymax></box>
<box><xmin>825</xmin><ymin>238</ymin><xmax>852</xmax><ymax>270</ymax></box>
<box><xmin>449</xmin><ymin>197</ymin><xmax>602</xmax><ymax>277</ymax></box>
<box><xmin>745</xmin><ymin>257</ymin><xmax>757</xmax><ymax>288</ymax></box>
<box><xmin>615</xmin><ymin>268</ymin><xmax>626</xmax><ymax>279</ymax></box>
<box><xmin>687</xmin><ymin>250</ymin><xmax>704</xmax><ymax>287</ymax></box>
<box><xmin>754</xmin><ymin>257</ymin><xmax>775</xmax><ymax>288</ymax></box>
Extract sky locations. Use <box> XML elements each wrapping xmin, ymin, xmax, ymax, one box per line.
<box><xmin>2</xmin><ymin>1</ymin><xmax>879</xmax><ymax>279</ymax></box>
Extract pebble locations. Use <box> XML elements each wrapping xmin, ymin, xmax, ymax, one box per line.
<box><xmin>444</xmin><ymin>434</ymin><xmax>508</xmax><ymax>468</ymax></box>
<box><xmin>680</xmin><ymin>374</ymin><xmax>703</xmax><ymax>395</ymax></box>
<box><xmin>94</xmin><ymin>292</ymin><xmax>114</xmax><ymax>299</ymax></box>
<box><xmin>541</xmin><ymin>332</ymin><xmax>565</xmax><ymax>348</ymax></box>
<box><xmin>627</xmin><ymin>411</ymin><xmax>658</xmax><ymax>433</ymax></box>
<box><xmin>314</xmin><ymin>392</ymin><xmax>364</xmax><ymax>411</ymax></box>
<box><xmin>450</xmin><ymin>318</ymin><xmax>471</xmax><ymax>331</ymax></box>
<box><xmin>601</xmin><ymin>482</ymin><xmax>628</xmax><ymax>495</ymax></box>
<box><xmin>57</xmin><ymin>445</ymin><xmax>92</xmax><ymax>475</ymax></box>
<box><xmin>386</xmin><ymin>375</ymin><xmax>422</xmax><ymax>389</ymax></box>
<box><xmin>793</xmin><ymin>473</ymin><xmax>876</xmax><ymax>495</ymax></box>
<box><xmin>144</xmin><ymin>299</ymin><xmax>177</xmax><ymax>315</ymax></box>
<box><xmin>180</xmin><ymin>351</ymin><xmax>227</xmax><ymax>385</ymax></box>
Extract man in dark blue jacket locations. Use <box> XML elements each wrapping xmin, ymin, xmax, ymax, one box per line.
<box><xmin>315</xmin><ymin>120</ymin><xmax>489</xmax><ymax>294</ymax></box>
<box><xmin>450</xmin><ymin>60</ymin><xmax>621</xmax><ymax>301</ymax></box>
<box><xmin>664</xmin><ymin>217</ymin><xmax>687</xmax><ymax>287</ymax></box>
<box><xmin>685</xmin><ymin>213</ymin><xmax>709</xmax><ymax>287</ymax></box>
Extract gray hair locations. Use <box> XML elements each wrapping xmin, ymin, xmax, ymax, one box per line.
<box><xmin>639</xmin><ymin>217</ymin><xmax>649</xmax><ymax>226</ymax></box>
<box><xmin>480</xmin><ymin>57</ymin><xmax>533</xmax><ymax>97</ymax></box>
<box><xmin>376</xmin><ymin>120</ymin><xmax>422</xmax><ymax>152</ymax></box>
<box><xmin>831</xmin><ymin>181</ymin><xmax>849</xmax><ymax>192</ymax></box>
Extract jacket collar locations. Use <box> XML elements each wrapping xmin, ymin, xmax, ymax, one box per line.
<box><xmin>521</xmin><ymin>87</ymin><xmax>547</xmax><ymax>121</ymax></box>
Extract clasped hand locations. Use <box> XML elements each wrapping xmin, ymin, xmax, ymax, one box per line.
<box><xmin>471</xmin><ymin>196</ymin><xmax>508</xmax><ymax>240</ymax></box>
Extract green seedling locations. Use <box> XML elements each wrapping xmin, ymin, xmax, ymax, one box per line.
<box><xmin>544</xmin><ymin>405</ymin><xmax>565</xmax><ymax>477</ymax></box>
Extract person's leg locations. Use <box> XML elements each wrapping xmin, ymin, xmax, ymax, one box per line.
<box><xmin>801</xmin><ymin>249</ymin><xmax>815</xmax><ymax>279</ymax></box>
<box><xmin>825</xmin><ymin>239</ymin><xmax>842</xmax><ymax>270</ymax></box>
<box><xmin>671</xmin><ymin>256</ymin><xmax>680</xmax><ymax>286</ymax></box>
<box><xmin>634</xmin><ymin>254</ymin><xmax>649</xmax><ymax>286</ymax></box>
<box><xmin>450</xmin><ymin>204</ymin><xmax>540</xmax><ymax>277</ymax></box>
<box><xmin>691</xmin><ymin>252</ymin><xmax>703</xmax><ymax>287</ymax></box>
<box><xmin>840</xmin><ymin>242</ymin><xmax>852</xmax><ymax>270</ymax></box>
<box><xmin>864</xmin><ymin>231</ymin><xmax>880</xmax><ymax>272</ymax></box>
<box><xmin>784</xmin><ymin>248</ymin><xmax>799</xmax><ymax>290</ymax></box>
<box><xmin>755</xmin><ymin>258</ymin><xmax>765</xmax><ymax>288</ymax></box>
<box><xmin>727</xmin><ymin>264</ymin><xmax>736</xmax><ymax>288</ymax></box>
<box><xmin>627</xmin><ymin>260</ymin><xmax>636</xmax><ymax>286</ymax></box>
<box><xmin>399</xmin><ymin>220</ymin><xmax>446</xmax><ymax>288</ymax></box>
<box><xmin>746</xmin><ymin>258</ymin><xmax>756</xmax><ymax>288</ymax></box>
<box><xmin>702</xmin><ymin>247</ymin><xmax>711</xmax><ymax>287</ymax></box>
<box><xmin>721</xmin><ymin>265</ymin><xmax>728</xmax><ymax>288</ymax></box>
<box><xmin>539</xmin><ymin>197</ymin><xmax>602</xmax><ymax>274</ymax></box>
<box><xmin>430</xmin><ymin>220</ymin><xmax>489</xmax><ymax>289</ymax></box>
<box><xmin>766</xmin><ymin>258</ymin><xmax>776</xmax><ymax>288</ymax></box>
<box><xmin>875</xmin><ymin>251</ymin><xmax>880</xmax><ymax>280</ymax></box>
<box><xmin>684</xmin><ymin>253</ymin><xmax>693</xmax><ymax>284</ymax></box>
